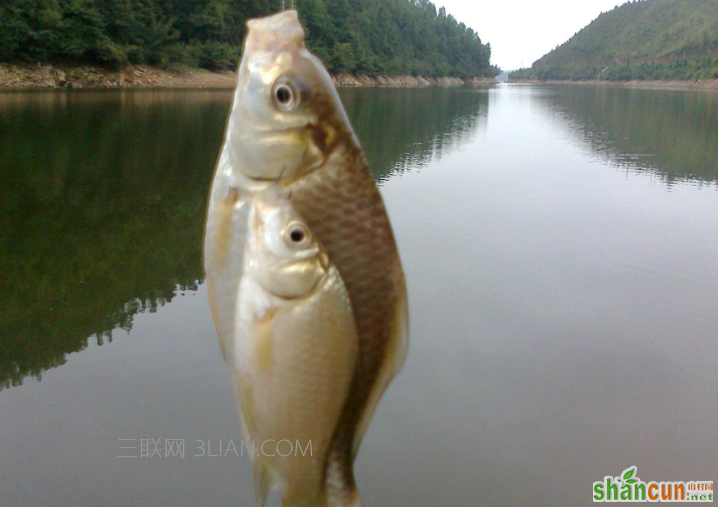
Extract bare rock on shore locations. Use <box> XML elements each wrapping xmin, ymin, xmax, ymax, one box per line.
<box><xmin>0</xmin><ymin>64</ymin><xmax>238</xmax><ymax>90</ymax></box>
<box><xmin>507</xmin><ymin>77</ymin><xmax>718</xmax><ymax>91</ymax></box>
<box><xmin>0</xmin><ymin>63</ymin><xmax>497</xmax><ymax>90</ymax></box>
<box><xmin>331</xmin><ymin>73</ymin><xmax>496</xmax><ymax>88</ymax></box>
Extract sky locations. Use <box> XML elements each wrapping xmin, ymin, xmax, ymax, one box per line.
<box><xmin>436</xmin><ymin>0</ymin><xmax>626</xmax><ymax>71</ymax></box>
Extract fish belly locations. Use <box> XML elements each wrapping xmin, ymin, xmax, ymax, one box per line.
<box><xmin>204</xmin><ymin>150</ymin><xmax>251</xmax><ymax>363</ymax></box>
<box><xmin>235</xmin><ymin>268</ymin><xmax>358</xmax><ymax>505</ymax></box>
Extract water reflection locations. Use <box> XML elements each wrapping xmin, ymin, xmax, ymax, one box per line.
<box><xmin>539</xmin><ymin>86</ymin><xmax>718</xmax><ymax>187</ymax></box>
<box><xmin>342</xmin><ymin>88</ymin><xmax>489</xmax><ymax>181</ymax></box>
<box><xmin>0</xmin><ymin>91</ymin><xmax>228</xmax><ymax>389</ymax></box>
<box><xmin>0</xmin><ymin>88</ymin><xmax>489</xmax><ymax>390</ymax></box>
<box><xmin>1</xmin><ymin>86</ymin><xmax>717</xmax><ymax>507</ymax></box>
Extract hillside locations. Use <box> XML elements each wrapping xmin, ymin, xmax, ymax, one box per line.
<box><xmin>511</xmin><ymin>0</ymin><xmax>718</xmax><ymax>81</ymax></box>
<box><xmin>0</xmin><ymin>0</ymin><xmax>496</xmax><ymax>79</ymax></box>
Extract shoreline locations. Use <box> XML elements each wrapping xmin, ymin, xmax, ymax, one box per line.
<box><xmin>508</xmin><ymin>78</ymin><xmax>718</xmax><ymax>92</ymax></box>
<box><xmin>332</xmin><ymin>73</ymin><xmax>496</xmax><ymax>88</ymax></box>
<box><xmin>0</xmin><ymin>63</ymin><xmax>497</xmax><ymax>90</ymax></box>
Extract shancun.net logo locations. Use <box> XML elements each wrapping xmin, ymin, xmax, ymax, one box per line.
<box><xmin>593</xmin><ymin>466</ymin><xmax>713</xmax><ymax>502</ymax></box>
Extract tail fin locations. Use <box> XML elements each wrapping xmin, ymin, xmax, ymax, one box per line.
<box><xmin>253</xmin><ymin>459</ymin><xmax>271</xmax><ymax>506</ymax></box>
<box><xmin>329</xmin><ymin>488</ymin><xmax>363</xmax><ymax>507</ymax></box>
<box><xmin>324</xmin><ymin>458</ymin><xmax>364</xmax><ymax>507</ymax></box>
<box><xmin>278</xmin><ymin>466</ymin><xmax>363</xmax><ymax>507</ymax></box>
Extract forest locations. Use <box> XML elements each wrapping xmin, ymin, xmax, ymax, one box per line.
<box><xmin>0</xmin><ymin>0</ymin><xmax>497</xmax><ymax>78</ymax></box>
<box><xmin>511</xmin><ymin>0</ymin><xmax>718</xmax><ymax>82</ymax></box>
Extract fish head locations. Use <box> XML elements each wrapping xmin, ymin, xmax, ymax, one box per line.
<box><xmin>247</xmin><ymin>189</ymin><xmax>329</xmax><ymax>299</ymax></box>
<box><xmin>227</xmin><ymin>10</ymin><xmax>358</xmax><ymax>182</ymax></box>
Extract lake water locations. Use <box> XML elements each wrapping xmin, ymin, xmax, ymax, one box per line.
<box><xmin>1</xmin><ymin>85</ymin><xmax>716</xmax><ymax>506</ymax></box>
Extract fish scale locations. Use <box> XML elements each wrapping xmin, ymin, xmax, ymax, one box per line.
<box><xmin>284</xmin><ymin>152</ymin><xmax>404</xmax><ymax>484</ymax></box>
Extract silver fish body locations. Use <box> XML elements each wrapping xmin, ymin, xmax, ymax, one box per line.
<box><xmin>204</xmin><ymin>10</ymin><xmax>408</xmax><ymax>507</ymax></box>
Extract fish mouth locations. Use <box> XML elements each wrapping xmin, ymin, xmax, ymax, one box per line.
<box><xmin>245</xmin><ymin>10</ymin><xmax>305</xmax><ymax>53</ymax></box>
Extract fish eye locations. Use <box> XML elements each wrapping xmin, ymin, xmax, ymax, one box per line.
<box><xmin>276</xmin><ymin>85</ymin><xmax>292</xmax><ymax>104</ymax></box>
<box><xmin>272</xmin><ymin>78</ymin><xmax>300</xmax><ymax>111</ymax></box>
<box><xmin>290</xmin><ymin>228</ymin><xmax>304</xmax><ymax>242</ymax></box>
<box><xmin>284</xmin><ymin>221</ymin><xmax>311</xmax><ymax>249</ymax></box>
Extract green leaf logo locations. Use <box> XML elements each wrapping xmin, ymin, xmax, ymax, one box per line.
<box><xmin>620</xmin><ymin>466</ymin><xmax>638</xmax><ymax>483</ymax></box>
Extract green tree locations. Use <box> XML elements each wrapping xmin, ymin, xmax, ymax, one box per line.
<box><xmin>0</xmin><ymin>0</ymin><xmax>495</xmax><ymax>76</ymax></box>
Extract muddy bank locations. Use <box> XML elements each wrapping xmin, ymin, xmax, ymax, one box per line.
<box><xmin>332</xmin><ymin>73</ymin><xmax>497</xmax><ymax>87</ymax></box>
<box><xmin>508</xmin><ymin>78</ymin><xmax>718</xmax><ymax>92</ymax></box>
<box><xmin>0</xmin><ymin>63</ymin><xmax>236</xmax><ymax>90</ymax></box>
<box><xmin>0</xmin><ymin>63</ymin><xmax>496</xmax><ymax>90</ymax></box>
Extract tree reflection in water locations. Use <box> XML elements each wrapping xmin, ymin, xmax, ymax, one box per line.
<box><xmin>0</xmin><ymin>87</ymin><xmax>490</xmax><ymax>389</ymax></box>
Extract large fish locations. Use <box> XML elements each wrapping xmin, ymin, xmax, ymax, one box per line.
<box><xmin>204</xmin><ymin>10</ymin><xmax>408</xmax><ymax>507</ymax></box>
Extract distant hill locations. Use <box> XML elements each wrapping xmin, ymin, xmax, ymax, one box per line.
<box><xmin>0</xmin><ymin>0</ymin><xmax>496</xmax><ymax>78</ymax></box>
<box><xmin>496</xmin><ymin>70</ymin><xmax>511</xmax><ymax>82</ymax></box>
<box><xmin>511</xmin><ymin>0</ymin><xmax>718</xmax><ymax>81</ymax></box>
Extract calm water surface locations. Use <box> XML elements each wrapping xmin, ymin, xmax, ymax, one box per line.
<box><xmin>1</xmin><ymin>85</ymin><xmax>717</xmax><ymax>506</ymax></box>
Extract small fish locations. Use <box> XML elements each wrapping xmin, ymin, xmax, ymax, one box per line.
<box><xmin>204</xmin><ymin>10</ymin><xmax>408</xmax><ymax>507</ymax></box>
